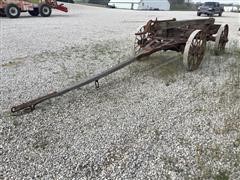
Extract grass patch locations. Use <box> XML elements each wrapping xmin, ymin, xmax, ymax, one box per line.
<box><xmin>213</xmin><ymin>171</ymin><xmax>230</xmax><ymax>180</ymax></box>
<box><xmin>195</xmin><ymin>143</ymin><xmax>233</xmax><ymax>179</ymax></box>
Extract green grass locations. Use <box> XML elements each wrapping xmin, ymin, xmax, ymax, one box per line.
<box><xmin>213</xmin><ymin>171</ymin><xmax>230</xmax><ymax>180</ymax></box>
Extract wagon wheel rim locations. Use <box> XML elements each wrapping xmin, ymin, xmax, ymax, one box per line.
<box><xmin>134</xmin><ymin>26</ymin><xmax>147</xmax><ymax>55</ymax></box>
<box><xmin>215</xmin><ymin>24</ymin><xmax>229</xmax><ymax>53</ymax></box>
<box><xmin>183</xmin><ymin>30</ymin><xmax>206</xmax><ymax>71</ymax></box>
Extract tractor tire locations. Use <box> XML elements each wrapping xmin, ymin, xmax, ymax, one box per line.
<box><xmin>39</xmin><ymin>4</ymin><xmax>52</xmax><ymax>17</ymax></box>
<box><xmin>0</xmin><ymin>9</ymin><xmax>6</xmax><ymax>17</ymax></box>
<box><xmin>28</xmin><ymin>8</ymin><xmax>39</xmax><ymax>16</ymax></box>
<box><xmin>219</xmin><ymin>13</ymin><xmax>222</xmax><ymax>16</ymax></box>
<box><xmin>5</xmin><ymin>4</ymin><xmax>20</xmax><ymax>18</ymax></box>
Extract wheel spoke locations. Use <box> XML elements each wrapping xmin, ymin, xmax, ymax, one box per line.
<box><xmin>134</xmin><ymin>26</ymin><xmax>149</xmax><ymax>55</ymax></box>
<box><xmin>215</xmin><ymin>24</ymin><xmax>229</xmax><ymax>53</ymax></box>
<box><xmin>183</xmin><ymin>30</ymin><xmax>206</xmax><ymax>71</ymax></box>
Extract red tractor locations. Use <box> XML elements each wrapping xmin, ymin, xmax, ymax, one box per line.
<box><xmin>0</xmin><ymin>0</ymin><xmax>68</xmax><ymax>18</ymax></box>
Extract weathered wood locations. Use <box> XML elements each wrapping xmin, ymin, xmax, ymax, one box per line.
<box><xmin>134</xmin><ymin>18</ymin><xmax>222</xmax><ymax>56</ymax></box>
<box><xmin>153</xmin><ymin>18</ymin><xmax>215</xmax><ymax>31</ymax></box>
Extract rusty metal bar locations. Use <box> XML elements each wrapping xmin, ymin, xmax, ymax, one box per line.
<box><xmin>11</xmin><ymin>57</ymin><xmax>137</xmax><ymax>113</ymax></box>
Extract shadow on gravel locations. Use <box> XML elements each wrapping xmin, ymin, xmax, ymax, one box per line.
<box><xmin>130</xmin><ymin>52</ymin><xmax>185</xmax><ymax>85</ymax></box>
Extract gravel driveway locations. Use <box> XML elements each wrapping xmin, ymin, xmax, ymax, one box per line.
<box><xmin>1</xmin><ymin>4</ymin><xmax>240</xmax><ymax>179</ymax></box>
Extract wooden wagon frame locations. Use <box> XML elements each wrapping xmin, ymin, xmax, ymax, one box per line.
<box><xmin>134</xmin><ymin>18</ymin><xmax>229</xmax><ymax>71</ymax></box>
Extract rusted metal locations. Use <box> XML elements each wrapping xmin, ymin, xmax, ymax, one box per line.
<box><xmin>11</xmin><ymin>18</ymin><xmax>229</xmax><ymax>114</ymax></box>
<box><xmin>134</xmin><ymin>18</ymin><xmax>219</xmax><ymax>55</ymax></box>
<box><xmin>215</xmin><ymin>24</ymin><xmax>229</xmax><ymax>53</ymax></box>
<box><xmin>11</xmin><ymin>57</ymin><xmax>137</xmax><ymax>113</ymax></box>
<box><xmin>134</xmin><ymin>17</ymin><xmax>228</xmax><ymax>69</ymax></box>
<box><xmin>183</xmin><ymin>30</ymin><xmax>206</xmax><ymax>71</ymax></box>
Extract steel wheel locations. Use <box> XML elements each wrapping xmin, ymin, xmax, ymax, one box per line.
<box><xmin>183</xmin><ymin>30</ymin><xmax>206</xmax><ymax>71</ymax></box>
<box><xmin>134</xmin><ymin>26</ymin><xmax>148</xmax><ymax>55</ymax></box>
<box><xmin>214</xmin><ymin>24</ymin><xmax>228</xmax><ymax>55</ymax></box>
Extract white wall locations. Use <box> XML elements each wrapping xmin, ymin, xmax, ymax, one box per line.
<box><xmin>108</xmin><ymin>0</ymin><xmax>141</xmax><ymax>9</ymax></box>
<box><xmin>138</xmin><ymin>0</ymin><xmax>170</xmax><ymax>10</ymax></box>
<box><xmin>108</xmin><ymin>3</ymin><xmax>140</xmax><ymax>9</ymax></box>
<box><xmin>108</xmin><ymin>0</ymin><xmax>170</xmax><ymax>10</ymax></box>
<box><xmin>109</xmin><ymin>0</ymin><xmax>141</xmax><ymax>2</ymax></box>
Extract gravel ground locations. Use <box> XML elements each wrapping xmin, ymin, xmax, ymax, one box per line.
<box><xmin>1</xmin><ymin>4</ymin><xmax>240</xmax><ymax>179</ymax></box>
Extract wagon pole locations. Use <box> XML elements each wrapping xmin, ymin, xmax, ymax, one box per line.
<box><xmin>11</xmin><ymin>56</ymin><xmax>138</xmax><ymax>114</ymax></box>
